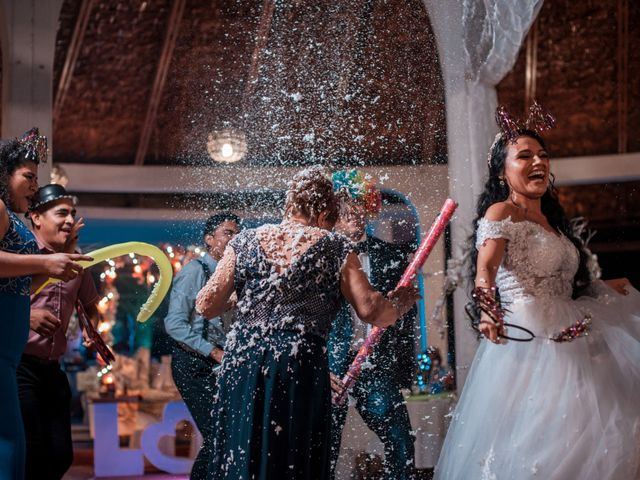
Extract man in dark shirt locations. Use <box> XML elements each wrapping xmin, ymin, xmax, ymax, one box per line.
<box><xmin>329</xmin><ymin>171</ymin><xmax>417</xmax><ymax>480</ymax></box>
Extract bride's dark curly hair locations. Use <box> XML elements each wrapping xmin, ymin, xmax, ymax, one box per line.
<box><xmin>469</xmin><ymin>129</ymin><xmax>592</xmax><ymax>298</ymax></box>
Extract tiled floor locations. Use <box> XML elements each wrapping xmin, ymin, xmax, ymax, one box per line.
<box><xmin>63</xmin><ymin>448</ymin><xmax>188</xmax><ymax>480</ymax></box>
<box><xmin>64</xmin><ymin>463</ymin><xmax>432</xmax><ymax>479</ymax></box>
<box><xmin>63</xmin><ymin>442</ymin><xmax>433</xmax><ymax>479</ymax></box>
<box><xmin>64</xmin><ymin>468</ymin><xmax>187</xmax><ymax>480</ymax></box>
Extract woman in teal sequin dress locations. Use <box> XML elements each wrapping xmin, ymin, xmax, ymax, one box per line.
<box><xmin>0</xmin><ymin>131</ymin><xmax>89</xmax><ymax>480</ymax></box>
<box><xmin>196</xmin><ymin>167</ymin><xmax>418</xmax><ymax>480</ymax></box>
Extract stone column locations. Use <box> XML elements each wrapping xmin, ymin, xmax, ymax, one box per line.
<box><xmin>421</xmin><ymin>0</ymin><xmax>542</xmax><ymax>387</ymax></box>
<box><xmin>0</xmin><ymin>0</ymin><xmax>63</xmax><ymax>180</ymax></box>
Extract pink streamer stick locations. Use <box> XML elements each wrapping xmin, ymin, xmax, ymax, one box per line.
<box><xmin>334</xmin><ymin>199</ymin><xmax>458</xmax><ymax>405</ymax></box>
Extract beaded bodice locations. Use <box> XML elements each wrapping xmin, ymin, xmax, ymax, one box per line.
<box><xmin>476</xmin><ymin>217</ymin><xmax>579</xmax><ymax>304</ymax></box>
<box><xmin>0</xmin><ymin>209</ymin><xmax>38</xmax><ymax>296</ymax></box>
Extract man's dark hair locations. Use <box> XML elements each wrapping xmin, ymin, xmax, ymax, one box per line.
<box><xmin>204</xmin><ymin>212</ymin><xmax>240</xmax><ymax>237</ymax></box>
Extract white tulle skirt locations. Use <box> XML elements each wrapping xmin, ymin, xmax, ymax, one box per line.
<box><xmin>434</xmin><ymin>284</ymin><xmax>640</xmax><ymax>480</ymax></box>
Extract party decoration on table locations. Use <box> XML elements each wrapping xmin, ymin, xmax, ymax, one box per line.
<box><xmin>334</xmin><ymin>199</ymin><xmax>458</xmax><ymax>405</ymax></box>
<box><xmin>35</xmin><ymin>242</ymin><xmax>173</xmax><ymax>322</ymax></box>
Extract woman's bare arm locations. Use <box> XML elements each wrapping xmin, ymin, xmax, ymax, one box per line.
<box><xmin>340</xmin><ymin>252</ymin><xmax>417</xmax><ymax>328</ymax></box>
<box><xmin>0</xmin><ymin>251</ymin><xmax>48</xmax><ymax>278</ymax></box>
<box><xmin>0</xmin><ymin>251</ymin><xmax>91</xmax><ymax>281</ymax></box>
<box><xmin>195</xmin><ymin>248</ymin><xmax>236</xmax><ymax>319</ymax></box>
<box><xmin>603</xmin><ymin>277</ymin><xmax>630</xmax><ymax>295</ymax></box>
<box><xmin>0</xmin><ymin>201</ymin><xmax>9</xmax><ymax>241</ymax></box>
<box><xmin>475</xmin><ymin>204</ymin><xmax>510</xmax><ymax>342</ymax></box>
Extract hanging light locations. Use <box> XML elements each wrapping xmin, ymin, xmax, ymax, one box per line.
<box><xmin>207</xmin><ymin>128</ymin><xmax>247</xmax><ymax>164</ymax></box>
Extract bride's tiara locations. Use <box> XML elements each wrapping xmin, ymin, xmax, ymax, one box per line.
<box><xmin>487</xmin><ymin>101</ymin><xmax>555</xmax><ymax>168</ymax></box>
<box><xmin>18</xmin><ymin>127</ymin><xmax>48</xmax><ymax>163</ymax></box>
<box><xmin>495</xmin><ymin>100</ymin><xmax>556</xmax><ymax>144</ymax></box>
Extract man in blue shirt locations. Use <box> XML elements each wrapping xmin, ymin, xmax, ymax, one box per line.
<box><xmin>164</xmin><ymin>212</ymin><xmax>240</xmax><ymax>479</ymax></box>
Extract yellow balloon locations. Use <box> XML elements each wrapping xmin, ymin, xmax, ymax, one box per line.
<box><xmin>36</xmin><ymin>242</ymin><xmax>174</xmax><ymax>322</ymax></box>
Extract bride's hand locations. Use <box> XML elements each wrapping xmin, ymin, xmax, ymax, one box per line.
<box><xmin>478</xmin><ymin>311</ymin><xmax>504</xmax><ymax>344</ymax></box>
<box><xmin>604</xmin><ymin>277</ymin><xmax>630</xmax><ymax>295</ymax></box>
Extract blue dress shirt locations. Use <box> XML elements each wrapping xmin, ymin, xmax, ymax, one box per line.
<box><xmin>164</xmin><ymin>254</ymin><xmax>226</xmax><ymax>356</ymax></box>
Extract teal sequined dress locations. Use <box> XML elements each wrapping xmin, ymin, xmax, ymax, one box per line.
<box><xmin>208</xmin><ymin>227</ymin><xmax>354</xmax><ymax>480</ymax></box>
<box><xmin>0</xmin><ymin>210</ymin><xmax>38</xmax><ymax>480</ymax></box>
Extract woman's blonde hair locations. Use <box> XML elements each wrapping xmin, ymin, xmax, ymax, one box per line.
<box><xmin>285</xmin><ymin>166</ymin><xmax>339</xmax><ymax>224</ymax></box>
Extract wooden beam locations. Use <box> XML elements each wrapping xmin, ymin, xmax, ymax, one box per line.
<box><xmin>53</xmin><ymin>0</ymin><xmax>94</xmax><ymax>125</ymax></box>
<box><xmin>57</xmin><ymin>163</ymin><xmax>449</xmax><ymax>199</ymax></box>
<box><xmin>524</xmin><ymin>19</ymin><xmax>538</xmax><ymax>112</ymax></box>
<box><xmin>617</xmin><ymin>0</ymin><xmax>629</xmax><ymax>154</ymax></box>
<box><xmin>336</xmin><ymin>0</ymin><xmax>374</xmax><ymax>111</ymax></box>
<box><xmin>134</xmin><ymin>0</ymin><xmax>186</xmax><ymax>166</ymax></box>
<box><xmin>552</xmin><ymin>152</ymin><xmax>640</xmax><ymax>186</ymax></box>
<box><xmin>242</xmin><ymin>0</ymin><xmax>276</xmax><ymax>113</ymax></box>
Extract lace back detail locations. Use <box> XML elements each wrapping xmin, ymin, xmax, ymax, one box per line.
<box><xmin>225</xmin><ymin>225</ymin><xmax>354</xmax><ymax>346</ymax></box>
<box><xmin>256</xmin><ymin>221</ymin><xmax>329</xmax><ymax>274</ymax></box>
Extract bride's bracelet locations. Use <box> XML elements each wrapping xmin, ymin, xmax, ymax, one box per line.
<box><xmin>471</xmin><ymin>286</ymin><xmax>505</xmax><ymax>328</ymax></box>
<box><xmin>550</xmin><ymin>314</ymin><xmax>592</xmax><ymax>343</ymax></box>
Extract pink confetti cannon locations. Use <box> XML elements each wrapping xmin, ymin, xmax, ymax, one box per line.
<box><xmin>334</xmin><ymin>198</ymin><xmax>458</xmax><ymax>405</ymax></box>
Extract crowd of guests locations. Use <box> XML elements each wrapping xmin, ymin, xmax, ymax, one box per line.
<box><xmin>0</xmin><ymin>129</ymin><xmax>422</xmax><ymax>480</ymax></box>
<box><xmin>2</xmin><ymin>107</ymin><xmax>639</xmax><ymax>480</ymax></box>
<box><xmin>170</xmin><ymin>167</ymin><xmax>420</xmax><ymax>479</ymax></box>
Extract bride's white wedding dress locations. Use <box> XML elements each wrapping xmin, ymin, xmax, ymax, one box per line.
<box><xmin>434</xmin><ymin>217</ymin><xmax>640</xmax><ymax>480</ymax></box>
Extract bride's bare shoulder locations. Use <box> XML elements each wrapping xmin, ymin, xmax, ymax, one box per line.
<box><xmin>484</xmin><ymin>202</ymin><xmax>522</xmax><ymax>222</ymax></box>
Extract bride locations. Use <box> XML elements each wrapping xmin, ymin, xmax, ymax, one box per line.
<box><xmin>434</xmin><ymin>113</ymin><xmax>640</xmax><ymax>479</ymax></box>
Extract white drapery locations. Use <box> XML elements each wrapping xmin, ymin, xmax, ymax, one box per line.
<box><xmin>422</xmin><ymin>0</ymin><xmax>543</xmax><ymax>387</ymax></box>
<box><xmin>463</xmin><ymin>0</ymin><xmax>544</xmax><ymax>85</ymax></box>
<box><xmin>462</xmin><ymin>0</ymin><xmax>544</xmax><ymax>198</ymax></box>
